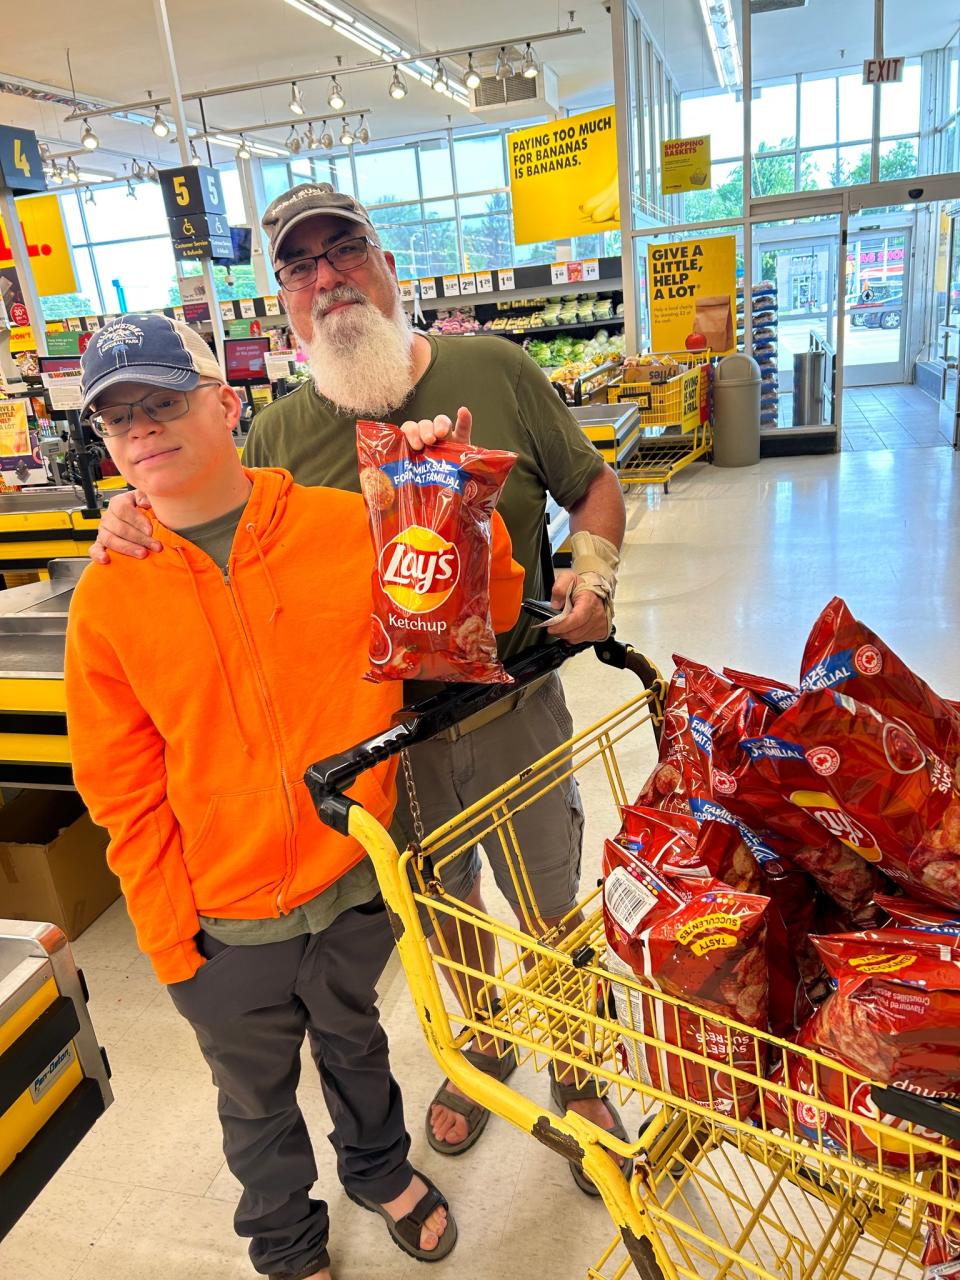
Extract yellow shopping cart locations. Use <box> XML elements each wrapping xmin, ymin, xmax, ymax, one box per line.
<box><xmin>306</xmin><ymin>621</ymin><xmax>960</xmax><ymax>1280</ymax></box>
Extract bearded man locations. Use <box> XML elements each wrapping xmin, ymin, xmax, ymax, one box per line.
<box><xmin>90</xmin><ymin>182</ymin><xmax>629</xmax><ymax>1189</ymax></box>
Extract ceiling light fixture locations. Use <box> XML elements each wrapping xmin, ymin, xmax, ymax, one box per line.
<box><xmin>357</xmin><ymin>115</ymin><xmax>370</xmax><ymax>145</ymax></box>
<box><xmin>521</xmin><ymin>42</ymin><xmax>540</xmax><ymax>78</ymax></box>
<box><xmin>84</xmin><ymin>185</ymin><xmax>96</xmax><ymax>205</ymax></box>
<box><xmin>495</xmin><ymin>46</ymin><xmax>513</xmax><ymax>80</ymax></box>
<box><xmin>130</xmin><ymin>158</ymin><xmax>146</xmax><ymax>182</ymax></box>
<box><xmin>339</xmin><ymin>117</ymin><xmax>354</xmax><ymax>146</ymax></box>
<box><xmin>146</xmin><ymin>161</ymin><xmax>160</xmax><ymax>181</ymax></box>
<box><xmin>286</xmin><ymin>124</ymin><xmax>302</xmax><ymax>153</ymax></box>
<box><xmin>320</xmin><ymin>127</ymin><xmax>334</xmax><ymax>150</ymax></box>
<box><xmin>126</xmin><ymin>178</ymin><xmax>137</xmax><ymax>198</ymax></box>
<box><xmin>48</xmin><ymin>162</ymin><xmax>64</xmax><ymax>185</ymax></box>
<box><xmin>464</xmin><ymin>53</ymin><xmax>482</xmax><ymax>89</ymax></box>
<box><xmin>65</xmin><ymin>156</ymin><xmax>80</xmax><ymax>183</ymax></box>
<box><xmin>388</xmin><ymin>65</ymin><xmax>407</xmax><ymax>99</ymax></box>
<box><xmin>236</xmin><ymin>135</ymin><xmax>252</xmax><ymax>159</ymax></box>
<box><xmin>289</xmin><ymin>80</ymin><xmax>305</xmax><ymax>115</ymax></box>
<box><xmin>431</xmin><ymin>59</ymin><xmax>447</xmax><ymax>92</ymax></box>
<box><xmin>190</xmin><ymin>140</ymin><xmax>202</xmax><ymax>165</ymax></box>
<box><xmin>697</xmin><ymin>0</ymin><xmax>742</xmax><ymax>90</ymax></box>
<box><xmin>328</xmin><ymin>76</ymin><xmax>345</xmax><ymax>111</ymax></box>
<box><xmin>303</xmin><ymin>121</ymin><xmax>319</xmax><ymax>149</ymax></box>
<box><xmin>80</xmin><ymin>118</ymin><xmax>99</xmax><ymax>150</ymax></box>
<box><xmin>151</xmin><ymin>103</ymin><xmax>170</xmax><ymax>138</ymax></box>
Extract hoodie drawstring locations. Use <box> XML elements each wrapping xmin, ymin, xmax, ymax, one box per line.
<box><xmin>246</xmin><ymin>522</ymin><xmax>283</xmax><ymax>625</ymax></box>
<box><xmin>178</xmin><ymin>547</ymin><xmax>252</xmax><ymax>756</ymax></box>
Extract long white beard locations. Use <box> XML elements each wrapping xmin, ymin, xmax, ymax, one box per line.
<box><xmin>298</xmin><ymin>287</ymin><xmax>415</xmax><ymax>417</ymax></box>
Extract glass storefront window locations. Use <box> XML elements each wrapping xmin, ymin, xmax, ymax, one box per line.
<box><xmin>82</xmin><ymin>181</ymin><xmax>167</xmax><ymax>241</ymax></box>
<box><xmin>801</xmin><ymin>148</ymin><xmax>840</xmax><ymax>190</ymax></box>
<box><xmin>218</xmin><ymin>167</ymin><xmax>245</xmax><ymax>226</ymax></box>
<box><xmin>261</xmin><ymin>162</ymin><xmax>291</xmax><ymax>204</ymax></box>
<box><xmin>354</xmin><ymin>146</ymin><xmax>419</xmax><ymax>206</ymax></box>
<box><xmin>462</xmin><ymin>208</ymin><xmax>512</xmax><ymax>271</ymax></box>
<box><xmin>838</xmin><ymin>71</ymin><xmax>874</xmax><ymax>144</ymax></box>
<box><xmin>418</xmin><ymin>138</ymin><xmax>453</xmax><ymax>200</ymax></box>
<box><xmin>58</xmin><ymin>190</ymin><xmax>86</xmax><ymax>246</ymax></box>
<box><xmin>454</xmin><ymin>133</ymin><xmax>507</xmax><ymax>193</ymax></box>
<box><xmin>879</xmin><ymin>137</ymin><xmax>919</xmax><ymax>180</ymax></box>
<box><xmin>751</xmin><ymin>81</ymin><xmax>797</xmax><ymax>152</ymax></box>
<box><xmin>91</xmin><ymin>237</ymin><xmax>178</xmax><ymax>312</ymax></box>
<box><xmin>799</xmin><ymin>75</ymin><xmax>838</xmax><ymax>148</ymax></box>
<box><xmin>879</xmin><ymin>61</ymin><xmax>921</xmax><ymax>139</ymax></box>
<box><xmin>684</xmin><ymin>160</ymin><xmax>743</xmax><ymax>220</ymax></box>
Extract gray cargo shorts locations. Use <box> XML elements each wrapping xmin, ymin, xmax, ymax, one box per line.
<box><xmin>398</xmin><ymin>673</ymin><xmax>584</xmax><ymax>921</ymax></box>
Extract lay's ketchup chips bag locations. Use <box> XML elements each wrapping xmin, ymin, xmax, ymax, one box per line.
<box><xmin>602</xmin><ymin>839</ymin><xmax>769</xmax><ymax>1119</ymax></box>
<box><xmin>357</xmin><ymin>420</ymin><xmax>516</xmax><ymax>684</ymax></box>
<box><xmin>741</xmin><ymin>689</ymin><xmax>960</xmax><ymax>911</ymax></box>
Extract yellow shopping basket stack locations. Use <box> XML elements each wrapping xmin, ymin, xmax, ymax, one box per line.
<box><xmin>609</xmin><ymin>353</ymin><xmax>712</xmax><ymax>493</ymax></box>
<box><xmin>307</xmin><ymin>626</ymin><xmax>960</xmax><ymax>1280</ymax></box>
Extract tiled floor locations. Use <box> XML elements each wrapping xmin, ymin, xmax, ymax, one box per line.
<box><xmin>4</xmin><ymin>445</ymin><xmax>960</xmax><ymax>1280</ymax></box>
<box><xmin>779</xmin><ymin>383</ymin><xmax>954</xmax><ymax>450</ymax></box>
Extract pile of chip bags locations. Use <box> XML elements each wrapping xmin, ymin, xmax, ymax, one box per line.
<box><xmin>356</xmin><ymin>420</ymin><xmax>516</xmax><ymax>683</ymax></box>
<box><xmin>602</xmin><ymin>597</ymin><xmax>960</xmax><ymax>1223</ymax></box>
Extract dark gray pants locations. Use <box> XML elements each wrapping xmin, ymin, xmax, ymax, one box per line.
<box><xmin>167</xmin><ymin>895</ymin><xmax>412</xmax><ymax>1280</ymax></box>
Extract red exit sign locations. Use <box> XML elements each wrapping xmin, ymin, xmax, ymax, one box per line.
<box><xmin>863</xmin><ymin>57</ymin><xmax>905</xmax><ymax>84</ymax></box>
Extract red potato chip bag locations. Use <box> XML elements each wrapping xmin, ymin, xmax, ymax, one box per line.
<box><xmin>802</xmin><ymin>930</ymin><xmax>960</xmax><ymax>1097</ymax></box>
<box><xmin>357</xmin><ymin>420</ymin><xmax>516</xmax><ymax>683</ymax></box>
<box><xmin>723</xmin><ymin>667</ymin><xmax>799</xmax><ymax>714</ymax></box>
<box><xmin>922</xmin><ymin>1178</ymin><xmax>960</xmax><ymax>1280</ymax></box>
<box><xmin>602</xmin><ymin>839</ymin><xmax>769</xmax><ymax>1119</ymax></box>
<box><xmin>875</xmin><ymin>893</ymin><xmax>960</xmax><ymax>932</ymax></box>
<box><xmin>758</xmin><ymin>1049</ymin><xmax>952</xmax><ymax>1170</ymax></box>
<box><xmin>741</xmin><ymin>689</ymin><xmax>960</xmax><ymax>911</ymax></box>
<box><xmin>800</xmin><ymin>597</ymin><xmax>960</xmax><ymax>765</ymax></box>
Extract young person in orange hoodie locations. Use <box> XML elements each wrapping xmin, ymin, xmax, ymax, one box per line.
<box><xmin>65</xmin><ymin>313</ymin><xmax>522</xmax><ymax>1280</ymax></box>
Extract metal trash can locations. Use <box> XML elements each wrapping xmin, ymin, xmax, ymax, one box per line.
<box><xmin>792</xmin><ymin>349</ymin><xmax>826</xmax><ymax>426</ymax></box>
<box><xmin>712</xmin><ymin>353</ymin><xmax>761</xmax><ymax>467</ymax></box>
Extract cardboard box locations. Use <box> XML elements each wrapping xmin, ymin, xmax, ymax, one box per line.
<box><xmin>0</xmin><ymin>792</ymin><xmax>118</xmax><ymax>939</ymax></box>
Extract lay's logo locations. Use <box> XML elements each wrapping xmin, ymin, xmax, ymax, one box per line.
<box><xmin>379</xmin><ymin>525</ymin><xmax>460</xmax><ymax>613</ymax></box>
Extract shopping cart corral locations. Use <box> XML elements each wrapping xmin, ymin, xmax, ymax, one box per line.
<box><xmin>306</xmin><ymin>624</ymin><xmax>959</xmax><ymax>1280</ymax></box>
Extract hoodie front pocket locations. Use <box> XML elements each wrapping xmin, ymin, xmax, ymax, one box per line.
<box><xmin>182</xmin><ymin>785</ymin><xmax>289</xmax><ymax>904</ymax></box>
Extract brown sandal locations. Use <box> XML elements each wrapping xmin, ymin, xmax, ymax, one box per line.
<box><xmin>549</xmin><ymin>1067</ymin><xmax>632</xmax><ymax>1196</ymax></box>
<box><xmin>426</xmin><ymin>1042</ymin><xmax>518</xmax><ymax>1155</ymax></box>
<box><xmin>346</xmin><ymin>1168</ymin><xmax>457</xmax><ymax>1262</ymax></box>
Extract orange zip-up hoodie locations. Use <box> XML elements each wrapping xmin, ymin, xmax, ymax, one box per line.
<box><xmin>66</xmin><ymin>467</ymin><xmax>523</xmax><ymax>984</ymax></box>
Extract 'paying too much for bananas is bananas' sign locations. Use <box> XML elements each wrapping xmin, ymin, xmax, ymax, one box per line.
<box><xmin>508</xmin><ymin>106</ymin><xmax>619</xmax><ymax>246</ymax></box>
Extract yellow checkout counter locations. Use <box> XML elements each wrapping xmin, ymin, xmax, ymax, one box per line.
<box><xmin>0</xmin><ymin>920</ymin><xmax>113</xmax><ymax>1239</ymax></box>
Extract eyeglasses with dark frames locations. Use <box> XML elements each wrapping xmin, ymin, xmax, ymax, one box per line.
<box><xmin>276</xmin><ymin>234</ymin><xmax>372</xmax><ymax>291</ymax></box>
<box><xmin>88</xmin><ymin>382</ymin><xmax>223</xmax><ymax>439</ymax></box>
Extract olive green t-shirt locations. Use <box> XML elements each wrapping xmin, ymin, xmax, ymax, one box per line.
<box><xmin>243</xmin><ymin>333</ymin><xmax>605</xmax><ymax>660</ymax></box>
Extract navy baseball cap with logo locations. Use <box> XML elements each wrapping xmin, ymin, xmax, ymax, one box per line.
<box><xmin>80</xmin><ymin>312</ymin><xmax>225</xmax><ymax>415</ymax></box>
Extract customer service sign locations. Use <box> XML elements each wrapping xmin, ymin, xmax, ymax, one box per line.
<box><xmin>508</xmin><ymin>107</ymin><xmax>619</xmax><ymax>245</ymax></box>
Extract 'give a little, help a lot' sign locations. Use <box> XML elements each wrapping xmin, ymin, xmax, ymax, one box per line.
<box><xmin>647</xmin><ymin>235</ymin><xmax>737</xmax><ymax>356</ymax></box>
<box><xmin>508</xmin><ymin>106</ymin><xmax>619</xmax><ymax>246</ymax></box>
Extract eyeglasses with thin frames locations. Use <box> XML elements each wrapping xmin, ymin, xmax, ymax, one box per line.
<box><xmin>276</xmin><ymin>234</ymin><xmax>372</xmax><ymax>291</ymax></box>
<box><xmin>88</xmin><ymin>382</ymin><xmax>222</xmax><ymax>439</ymax></box>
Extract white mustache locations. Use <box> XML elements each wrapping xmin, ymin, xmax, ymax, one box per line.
<box><xmin>312</xmin><ymin>286</ymin><xmax>367</xmax><ymax>320</ymax></box>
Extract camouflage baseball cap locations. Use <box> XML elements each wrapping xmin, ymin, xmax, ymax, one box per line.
<box><xmin>261</xmin><ymin>182</ymin><xmax>380</xmax><ymax>264</ymax></box>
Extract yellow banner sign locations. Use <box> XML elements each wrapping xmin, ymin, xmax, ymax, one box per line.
<box><xmin>0</xmin><ymin>400</ymin><xmax>31</xmax><ymax>457</ymax></box>
<box><xmin>660</xmin><ymin>136</ymin><xmax>711</xmax><ymax>195</ymax></box>
<box><xmin>647</xmin><ymin>235</ymin><xmax>737</xmax><ymax>356</ymax></box>
<box><xmin>508</xmin><ymin>106</ymin><xmax>618</xmax><ymax>245</ymax></box>
<box><xmin>0</xmin><ymin>193</ymin><xmax>77</xmax><ymax>296</ymax></box>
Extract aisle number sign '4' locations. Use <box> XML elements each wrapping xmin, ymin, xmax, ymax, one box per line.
<box><xmin>0</xmin><ymin>126</ymin><xmax>46</xmax><ymax>196</ymax></box>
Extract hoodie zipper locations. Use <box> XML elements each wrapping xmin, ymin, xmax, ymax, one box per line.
<box><xmin>222</xmin><ymin>568</ymin><xmax>296</xmax><ymax>915</ymax></box>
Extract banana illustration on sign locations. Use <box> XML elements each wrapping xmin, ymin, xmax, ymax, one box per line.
<box><xmin>579</xmin><ymin>173</ymin><xmax>620</xmax><ymax>224</ymax></box>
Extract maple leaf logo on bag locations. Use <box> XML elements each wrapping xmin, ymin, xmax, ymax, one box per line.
<box><xmin>854</xmin><ymin>644</ymin><xmax>883</xmax><ymax>675</ymax></box>
<box><xmin>378</xmin><ymin>525</ymin><xmax>460</xmax><ymax>613</ymax></box>
<box><xmin>806</xmin><ymin>745</ymin><xmax>840</xmax><ymax>777</ymax></box>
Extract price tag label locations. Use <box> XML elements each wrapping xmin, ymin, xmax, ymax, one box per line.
<box><xmin>220</xmin><ymin>301</ymin><xmax>235</xmax><ymax>321</ymax></box>
<box><xmin>496</xmin><ymin>268</ymin><xmax>515</xmax><ymax>291</ymax></box>
<box><xmin>475</xmin><ymin>270</ymin><xmax>494</xmax><ymax>293</ymax></box>
<box><xmin>172</xmin><ymin>305</ymin><xmax>185</xmax><ymax>322</ymax></box>
<box><xmin>264</xmin><ymin>352</ymin><xmax>294</xmax><ymax>382</ymax></box>
<box><xmin>459</xmin><ymin>273</ymin><xmax>476</xmax><ymax>295</ymax></box>
<box><xmin>419</xmin><ymin>278</ymin><xmax>438</xmax><ymax>300</ymax></box>
<box><xmin>550</xmin><ymin>262</ymin><xmax>570</xmax><ymax>285</ymax></box>
<box><xmin>239</xmin><ymin>298</ymin><xmax>257</xmax><ymax>318</ymax></box>
<box><xmin>84</xmin><ymin>316</ymin><xmax>100</xmax><ymax>331</ymax></box>
<box><xmin>263</xmin><ymin>295</ymin><xmax>281</xmax><ymax>315</ymax></box>
<box><xmin>65</xmin><ymin>316</ymin><xmax>83</xmax><ymax>332</ymax></box>
<box><xmin>583</xmin><ymin>258</ymin><xmax>600</xmax><ymax>282</ymax></box>
<box><xmin>398</xmin><ymin>279</ymin><xmax>416</xmax><ymax>302</ymax></box>
<box><xmin>46</xmin><ymin>379</ymin><xmax>83</xmax><ymax>410</ymax></box>
<box><xmin>441</xmin><ymin>274</ymin><xmax>461</xmax><ymax>297</ymax></box>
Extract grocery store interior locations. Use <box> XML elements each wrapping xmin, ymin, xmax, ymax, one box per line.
<box><xmin>2</xmin><ymin>1</ymin><xmax>960</xmax><ymax>1278</ymax></box>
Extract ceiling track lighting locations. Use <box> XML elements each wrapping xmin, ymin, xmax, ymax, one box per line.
<box><xmin>65</xmin><ymin>156</ymin><xmax>80</xmax><ymax>183</ymax></box>
<box><xmin>80</xmin><ymin>118</ymin><xmax>99</xmax><ymax>150</ymax></box>
<box><xmin>83</xmin><ymin>185</ymin><xmax>96</xmax><ymax>205</ymax></box>
<box><xmin>286</xmin><ymin>124</ymin><xmax>302</xmax><ymax>153</ymax></box>
<box><xmin>388</xmin><ymin>65</ymin><xmax>407</xmax><ymax>100</ymax></box>
<box><xmin>47</xmin><ymin>162</ymin><xmax>63</xmax><ymax>185</ymax></box>
<box><xmin>464</xmin><ymin>53</ymin><xmax>481</xmax><ymax>90</ymax></box>
<box><xmin>289</xmin><ymin>80</ymin><xmax>305</xmax><ymax>115</ymax></box>
<box><xmin>146</xmin><ymin>161</ymin><xmax>160</xmax><ymax>182</ymax></box>
<box><xmin>320</xmin><ymin>126</ymin><xmax>334</xmax><ymax>149</ymax></box>
<box><xmin>521</xmin><ymin>42</ymin><xmax>540</xmax><ymax>78</ymax></box>
<box><xmin>126</xmin><ymin>178</ymin><xmax>137</xmax><ymax>198</ymax></box>
<box><xmin>303</xmin><ymin>122</ymin><xmax>319</xmax><ymax>149</ymax></box>
<box><xmin>339</xmin><ymin>116</ymin><xmax>354</xmax><ymax>146</ymax></box>
<box><xmin>130</xmin><ymin>158</ymin><xmax>146</xmax><ymax>182</ymax></box>
<box><xmin>356</xmin><ymin>115</ymin><xmax>369</xmax><ymax>145</ymax></box>
<box><xmin>328</xmin><ymin>75</ymin><xmax>345</xmax><ymax>111</ymax></box>
<box><xmin>495</xmin><ymin>46</ymin><xmax>513</xmax><ymax>80</ymax></box>
<box><xmin>190</xmin><ymin>140</ymin><xmax>202</xmax><ymax>165</ymax></box>
<box><xmin>236</xmin><ymin>134</ymin><xmax>252</xmax><ymax>159</ymax></box>
<box><xmin>151</xmin><ymin>103</ymin><xmax>170</xmax><ymax>138</ymax></box>
<box><xmin>431</xmin><ymin>59</ymin><xmax>447</xmax><ymax>92</ymax></box>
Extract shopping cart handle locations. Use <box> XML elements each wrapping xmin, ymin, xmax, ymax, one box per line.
<box><xmin>870</xmin><ymin>1085</ymin><xmax>960</xmax><ymax>1142</ymax></box>
<box><xmin>305</xmin><ymin>608</ymin><xmax>665</xmax><ymax>834</ymax></box>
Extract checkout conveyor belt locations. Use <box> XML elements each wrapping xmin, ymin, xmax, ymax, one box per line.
<box><xmin>0</xmin><ymin>920</ymin><xmax>113</xmax><ymax>1239</ymax></box>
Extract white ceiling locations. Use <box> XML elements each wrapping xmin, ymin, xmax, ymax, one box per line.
<box><xmin>1</xmin><ymin>0</ymin><xmax>957</xmax><ymax>183</ymax></box>
<box><xmin>0</xmin><ymin>0</ymin><xmax>614</xmax><ymax>178</ymax></box>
